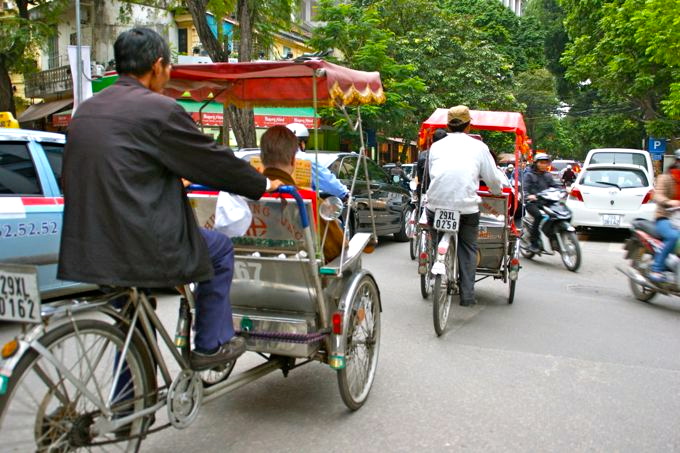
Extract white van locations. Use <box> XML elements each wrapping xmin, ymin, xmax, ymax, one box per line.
<box><xmin>583</xmin><ymin>148</ymin><xmax>654</xmax><ymax>178</ymax></box>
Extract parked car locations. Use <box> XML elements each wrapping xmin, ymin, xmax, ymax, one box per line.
<box><xmin>583</xmin><ymin>148</ymin><xmax>654</xmax><ymax>179</ymax></box>
<box><xmin>0</xmin><ymin>127</ymin><xmax>96</xmax><ymax>299</ymax></box>
<box><xmin>235</xmin><ymin>150</ymin><xmax>412</xmax><ymax>241</ymax></box>
<box><xmin>566</xmin><ymin>163</ymin><xmax>655</xmax><ymax>229</ymax></box>
<box><xmin>549</xmin><ymin>159</ymin><xmax>581</xmax><ymax>185</ymax></box>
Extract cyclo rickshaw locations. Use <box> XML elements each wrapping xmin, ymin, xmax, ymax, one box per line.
<box><xmin>415</xmin><ymin>109</ymin><xmax>528</xmax><ymax>334</ymax></box>
<box><xmin>0</xmin><ymin>59</ymin><xmax>385</xmax><ymax>451</ymax></box>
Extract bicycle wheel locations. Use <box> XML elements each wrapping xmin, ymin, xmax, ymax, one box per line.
<box><xmin>433</xmin><ymin>245</ymin><xmax>453</xmax><ymax>336</ymax></box>
<box><xmin>0</xmin><ymin>319</ymin><xmax>154</xmax><ymax>452</ymax></box>
<box><xmin>337</xmin><ymin>275</ymin><xmax>381</xmax><ymax>411</ymax></box>
<box><xmin>419</xmin><ymin>230</ymin><xmax>434</xmax><ymax>299</ymax></box>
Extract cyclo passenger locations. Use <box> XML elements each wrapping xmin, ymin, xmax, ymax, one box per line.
<box><xmin>426</xmin><ymin>105</ymin><xmax>504</xmax><ymax>306</ymax></box>
<box><xmin>523</xmin><ymin>153</ymin><xmax>560</xmax><ymax>253</ymax></box>
<box><xmin>57</xmin><ymin>28</ymin><xmax>283</xmax><ymax>371</ymax></box>
<box><xmin>286</xmin><ymin>122</ymin><xmax>350</xmax><ymax>200</ymax></box>
<box><xmin>259</xmin><ymin>125</ymin><xmax>345</xmax><ymax>263</ymax></box>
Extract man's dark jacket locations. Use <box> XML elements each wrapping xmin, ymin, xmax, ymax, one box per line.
<box><xmin>58</xmin><ymin>75</ymin><xmax>267</xmax><ymax>287</ymax></box>
<box><xmin>524</xmin><ymin>167</ymin><xmax>558</xmax><ymax>197</ymax></box>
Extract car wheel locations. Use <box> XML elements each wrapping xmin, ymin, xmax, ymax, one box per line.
<box><xmin>393</xmin><ymin>206</ymin><xmax>412</xmax><ymax>242</ymax></box>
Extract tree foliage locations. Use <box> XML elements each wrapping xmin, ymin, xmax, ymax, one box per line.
<box><xmin>0</xmin><ymin>0</ymin><xmax>68</xmax><ymax>114</ymax></box>
<box><xmin>560</xmin><ymin>0</ymin><xmax>679</xmax><ymax>137</ymax></box>
<box><xmin>185</xmin><ymin>0</ymin><xmax>296</xmax><ymax>147</ymax></box>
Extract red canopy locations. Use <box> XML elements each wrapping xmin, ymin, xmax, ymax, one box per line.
<box><xmin>165</xmin><ymin>59</ymin><xmax>385</xmax><ymax>108</ymax></box>
<box><xmin>418</xmin><ymin>108</ymin><xmax>530</xmax><ymax>159</ymax></box>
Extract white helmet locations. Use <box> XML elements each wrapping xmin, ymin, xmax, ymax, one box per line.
<box><xmin>286</xmin><ymin>123</ymin><xmax>309</xmax><ymax>139</ymax></box>
<box><xmin>534</xmin><ymin>152</ymin><xmax>550</xmax><ymax>162</ymax></box>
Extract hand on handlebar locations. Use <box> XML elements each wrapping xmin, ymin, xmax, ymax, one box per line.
<box><xmin>266</xmin><ymin>179</ymin><xmax>284</xmax><ymax>192</ymax></box>
<box><xmin>527</xmin><ymin>194</ymin><xmax>537</xmax><ymax>202</ymax></box>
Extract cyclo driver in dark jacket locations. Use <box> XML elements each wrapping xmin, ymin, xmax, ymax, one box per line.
<box><xmin>523</xmin><ymin>153</ymin><xmax>560</xmax><ymax>253</ymax></box>
<box><xmin>58</xmin><ymin>28</ymin><xmax>283</xmax><ymax>371</ymax></box>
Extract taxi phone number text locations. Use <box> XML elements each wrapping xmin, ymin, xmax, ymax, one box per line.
<box><xmin>0</xmin><ymin>221</ymin><xmax>58</xmax><ymax>238</ymax></box>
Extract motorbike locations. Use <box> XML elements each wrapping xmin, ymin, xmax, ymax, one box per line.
<box><xmin>520</xmin><ymin>187</ymin><xmax>581</xmax><ymax>272</ymax></box>
<box><xmin>619</xmin><ymin>217</ymin><xmax>680</xmax><ymax>302</ymax></box>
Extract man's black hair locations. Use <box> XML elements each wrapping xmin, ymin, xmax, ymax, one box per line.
<box><xmin>433</xmin><ymin>128</ymin><xmax>447</xmax><ymax>142</ymax></box>
<box><xmin>447</xmin><ymin>120</ymin><xmax>470</xmax><ymax>133</ymax></box>
<box><xmin>114</xmin><ymin>27</ymin><xmax>171</xmax><ymax>76</ymax></box>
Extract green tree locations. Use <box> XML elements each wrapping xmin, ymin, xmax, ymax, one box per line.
<box><xmin>0</xmin><ymin>0</ymin><xmax>68</xmax><ymax>115</ymax></box>
<box><xmin>308</xmin><ymin>0</ymin><xmax>427</xmax><ymax>143</ymax></box>
<box><xmin>560</xmin><ymin>0</ymin><xmax>677</xmax><ymax>137</ymax></box>
<box><xmin>185</xmin><ymin>0</ymin><xmax>296</xmax><ymax>147</ymax></box>
<box><xmin>631</xmin><ymin>0</ymin><xmax>680</xmax><ymax>119</ymax></box>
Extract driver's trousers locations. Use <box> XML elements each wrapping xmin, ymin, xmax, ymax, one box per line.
<box><xmin>525</xmin><ymin>201</ymin><xmax>543</xmax><ymax>245</ymax></box>
<box><xmin>194</xmin><ymin>228</ymin><xmax>236</xmax><ymax>352</ymax></box>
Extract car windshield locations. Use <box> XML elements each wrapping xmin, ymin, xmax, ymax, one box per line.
<box><xmin>590</xmin><ymin>152</ymin><xmax>647</xmax><ymax>168</ymax></box>
<box><xmin>580</xmin><ymin>168</ymin><xmax>649</xmax><ymax>189</ymax></box>
<box><xmin>551</xmin><ymin>161</ymin><xmax>574</xmax><ymax>172</ymax></box>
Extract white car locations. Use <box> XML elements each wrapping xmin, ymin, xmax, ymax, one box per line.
<box><xmin>582</xmin><ymin>148</ymin><xmax>654</xmax><ymax>180</ymax></box>
<box><xmin>566</xmin><ymin>164</ymin><xmax>656</xmax><ymax>229</ymax></box>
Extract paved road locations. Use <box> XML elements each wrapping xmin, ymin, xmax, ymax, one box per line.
<box><xmin>141</xmin><ymin>232</ymin><xmax>680</xmax><ymax>452</ymax></box>
<box><xmin>3</xmin><ymin>232</ymin><xmax>680</xmax><ymax>452</ymax></box>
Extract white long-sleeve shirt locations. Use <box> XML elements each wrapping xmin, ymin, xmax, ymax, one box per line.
<box><xmin>426</xmin><ymin>132</ymin><xmax>504</xmax><ymax>214</ymax></box>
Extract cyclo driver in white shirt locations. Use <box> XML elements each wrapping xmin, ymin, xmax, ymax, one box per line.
<box><xmin>426</xmin><ymin>105</ymin><xmax>505</xmax><ymax>307</ymax></box>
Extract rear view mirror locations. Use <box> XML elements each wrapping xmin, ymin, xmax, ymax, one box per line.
<box><xmin>392</xmin><ymin>175</ymin><xmax>401</xmax><ymax>184</ymax></box>
<box><xmin>319</xmin><ymin>196</ymin><xmax>344</xmax><ymax>221</ymax></box>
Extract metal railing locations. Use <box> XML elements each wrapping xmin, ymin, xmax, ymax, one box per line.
<box><xmin>24</xmin><ymin>65</ymin><xmax>72</xmax><ymax>99</ymax></box>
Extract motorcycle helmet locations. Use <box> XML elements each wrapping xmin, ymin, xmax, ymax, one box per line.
<box><xmin>534</xmin><ymin>152</ymin><xmax>550</xmax><ymax>162</ymax></box>
<box><xmin>674</xmin><ymin>149</ymin><xmax>680</xmax><ymax>160</ymax></box>
<box><xmin>286</xmin><ymin>123</ymin><xmax>310</xmax><ymax>140</ymax></box>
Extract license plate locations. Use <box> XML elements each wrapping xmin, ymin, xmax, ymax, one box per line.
<box><xmin>0</xmin><ymin>264</ymin><xmax>41</xmax><ymax>323</ymax></box>
<box><xmin>601</xmin><ymin>214</ymin><xmax>621</xmax><ymax>226</ymax></box>
<box><xmin>434</xmin><ymin>209</ymin><xmax>461</xmax><ymax>233</ymax></box>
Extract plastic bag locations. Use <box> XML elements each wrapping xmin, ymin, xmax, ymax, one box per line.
<box><xmin>214</xmin><ymin>192</ymin><xmax>252</xmax><ymax>237</ymax></box>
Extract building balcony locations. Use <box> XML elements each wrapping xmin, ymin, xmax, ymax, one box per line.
<box><xmin>24</xmin><ymin>65</ymin><xmax>72</xmax><ymax>100</ymax></box>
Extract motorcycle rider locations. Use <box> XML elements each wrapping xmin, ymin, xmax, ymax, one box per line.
<box><xmin>286</xmin><ymin>122</ymin><xmax>349</xmax><ymax>200</ymax></box>
<box><xmin>561</xmin><ymin>165</ymin><xmax>577</xmax><ymax>187</ymax></box>
<box><xmin>649</xmin><ymin>149</ymin><xmax>680</xmax><ymax>282</ymax></box>
<box><xmin>524</xmin><ymin>153</ymin><xmax>560</xmax><ymax>253</ymax></box>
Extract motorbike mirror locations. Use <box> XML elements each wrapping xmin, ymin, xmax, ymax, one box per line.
<box><xmin>409</xmin><ymin>180</ymin><xmax>417</xmax><ymax>191</ymax></box>
<box><xmin>392</xmin><ymin>175</ymin><xmax>401</xmax><ymax>184</ymax></box>
<box><xmin>319</xmin><ymin>196</ymin><xmax>344</xmax><ymax>221</ymax></box>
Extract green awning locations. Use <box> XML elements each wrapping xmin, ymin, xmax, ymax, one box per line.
<box><xmin>176</xmin><ymin>100</ymin><xmax>317</xmax><ymax>117</ymax></box>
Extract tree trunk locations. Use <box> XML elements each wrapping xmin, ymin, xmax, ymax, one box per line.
<box><xmin>0</xmin><ymin>57</ymin><xmax>16</xmax><ymax>116</ymax></box>
<box><xmin>185</xmin><ymin>0</ymin><xmax>256</xmax><ymax>148</ymax></box>
<box><xmin>231</xmin><ymin>0</ymin><xmax>256</xmax><ymax>148</ymax></box>
<box><xmin>185</xmin><ymin>0</ymin><xmax>230</xmax><ymax>62</ymax></box>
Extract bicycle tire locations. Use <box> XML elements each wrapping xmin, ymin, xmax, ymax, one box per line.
<box><xmin>0</xmin><ymin>319</ymin><xmax>155</xmax><ymax>452</ymax></box>
<box><xmin>433</xmin><ymin>245</ymin><xmax>453</xmax><ymax>336</ymax></box>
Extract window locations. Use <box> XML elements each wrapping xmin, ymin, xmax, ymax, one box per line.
<box><xmin>0</xmin><ymin>142</ymin><xmax>41</xmax><ymax>195</ymax></box>
<box><xmin>48</xmin><ymin>35</ymin><xmax>59</xmax><ymax>69</ymax></box>
<box><xmin>337</xmin><ymin>157</ymin><xmax>358</xmax><ymax>180</ymax></box>
<box><xmin>366</xmin><ymin>159</ymin><xmax>389</xmax><ymax>184</ymax></box>
<box><xmin>590</xmin><ymin>152</ymin><xmax>647</xmax><ymax>168</ymax></box>
<box><xmin>178</xmin><ymin>28</ymin><xmax>188</xmax><ymax>55</ymax></box>
<box><xmin>41</xmin><ymin>143</ymin><xmax>64</xmax><ymax>194</ymax></box>
<box><xmin>581</xmin><ymin>168</ymin><xmax>648</xmax><ymax>189</ymax></box>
